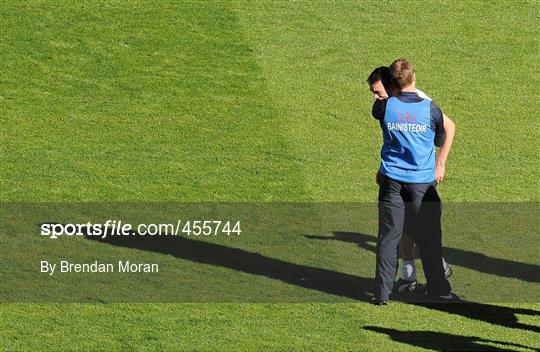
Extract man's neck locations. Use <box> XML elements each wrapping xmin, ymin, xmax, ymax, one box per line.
<box><xmin>400</xmin><ymin>84</ymin><xmax>416</xmax><ymax>93</ymax></box>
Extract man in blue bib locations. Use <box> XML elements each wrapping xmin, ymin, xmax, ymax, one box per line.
<box><xmin>371</xmin><ymin>58</ymin><xmax>460</xmax><ymax>304</ymax></box>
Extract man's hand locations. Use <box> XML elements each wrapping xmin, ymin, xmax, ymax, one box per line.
<box><xmin>435</xmin><ymin>161</ymin><xmax>445</xmax><ymax>183</ymax></box>
<box><xmin>435</xmin><ymin>114</ymin><xmax>455</xmax><ymax>184</ymax></box>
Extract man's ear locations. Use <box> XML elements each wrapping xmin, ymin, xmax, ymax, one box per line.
<box><xmin>412</xmin><ymin>72</ymin><xmax>416</xmax><ymax>83</ymax></box>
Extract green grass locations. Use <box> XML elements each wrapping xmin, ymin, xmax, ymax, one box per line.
<box><xmin>2</xmin><ymin>0</ymin><xmax>538</xmax><ymax>202</ymax></box>
<box><xmin>1</xmin><ymin>1</ymin><xmax>306</xmax><ymax>201</ymax></box>
<box><xmin>1</xmin><ymin>303</ymin><xmax>538</xmax><ymax>351</ymax></box>
<box><xmin>1</xmin><ymin>0</ymin><xmax>539</xmax><ymax>351</ymax></box>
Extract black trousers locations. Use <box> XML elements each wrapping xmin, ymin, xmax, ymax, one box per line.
<box><xmin>375</xmin><ymin>174</ymin><xmax>451</xmax><ymax>301</ymax></box>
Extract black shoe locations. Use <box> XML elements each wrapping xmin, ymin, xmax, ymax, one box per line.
<box><xmin>371</xmin><ymin>297</ymin><xmax>388</xmax><ymax>305</ymax></box>
<box><xmin>392</xmin><ymin>278</ymin><xmax>417</xmax><ymax>294</ymax></box>
<box><xmin>427</xmin><ymin>292</ymin><xmax>465</xmax><ymax>303</ymax></box>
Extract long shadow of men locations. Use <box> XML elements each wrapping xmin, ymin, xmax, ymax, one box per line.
<box><xmin>83</xmin><ymin>231</ymin><xmax>539</xmax><ymax>333</ymax></box>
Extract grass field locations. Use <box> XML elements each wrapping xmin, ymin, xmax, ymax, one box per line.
<box><xmin>1</xmin><ymin>0</ymin><xmax>539</xmax><ymax>351</ymax></box>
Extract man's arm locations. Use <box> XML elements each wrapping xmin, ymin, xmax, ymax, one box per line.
<box><xmin>372</xmin><ymin>99</ymin><xmax>387</xmax><ymax>184</ymax></box>
<box><xmin>435</xmin><ymin>113</ymin><xmax>456</xmax><ymax>183</ymax></box>
<box><xmin>372</xmin><ymin>99</ymin><xmax>387</xmax><ymax>120</ymax></box>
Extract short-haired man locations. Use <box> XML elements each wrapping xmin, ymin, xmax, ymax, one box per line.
<box><xmin>367</xmin><ymin>66</ymin><xmax>455</xmax><ymax>294</ymax></box>
<box><xmin>370</xmin><ymin>59</ymin><xmax>461</xmax><ymax>304</ymax></box>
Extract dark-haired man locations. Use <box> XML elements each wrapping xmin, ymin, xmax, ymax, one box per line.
<box><xmin>370</xmin><ymin>59</ymin><xmax>460</xmax><ymax>304</ymax></box>
<box><xmin>367</xmin><ymin>66</ymin><xmax>455</xmax><ymax>294</ymax></box>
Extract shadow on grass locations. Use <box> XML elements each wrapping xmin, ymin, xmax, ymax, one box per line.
<box><xmin>416</xmin><ymin>302</ymin><xmax>540</xmax><ymax>334</ymax></box>
<box><xmin>306</xmin><ymin>231</ymin><xmax>540</xmax><ymax>284</ymax></box>
<box><xmin>85</xmin><ymin>233</ymin><xmax>373</xmax><ymax>301</ymax></box>
<box><xmin>364</xmin><ymin>326</ymin><xmax>539</xmax><ymax>352</ymax></box>
<box><xmin>84</xmin><ymin>232</ymin><xmax>539</xmax><ymax>334</ymax></box>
